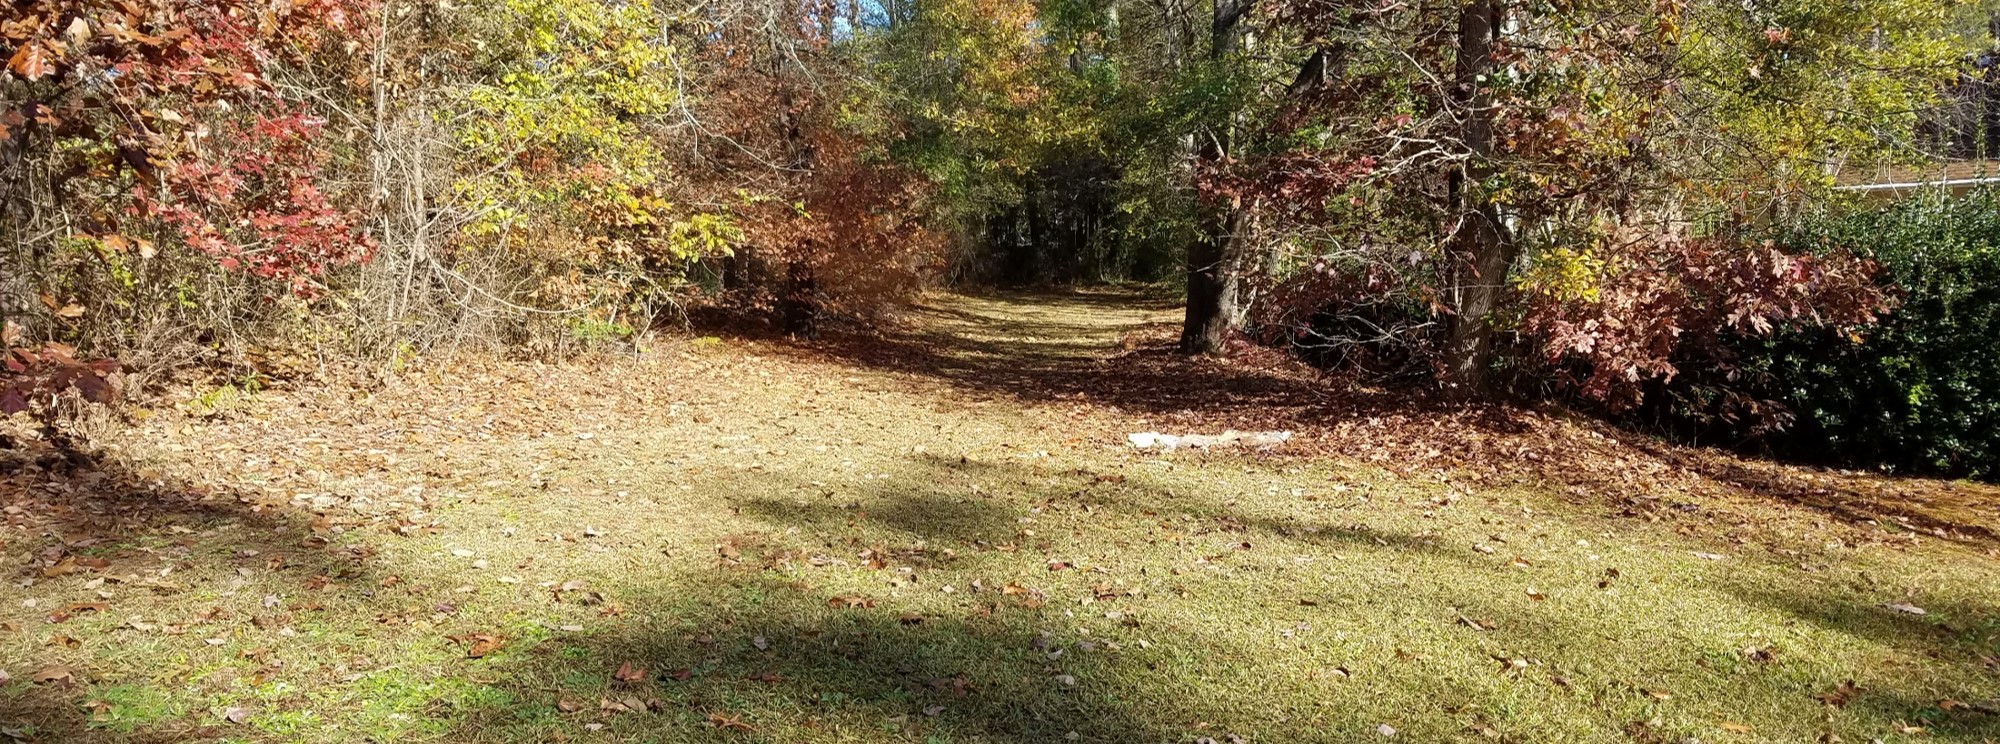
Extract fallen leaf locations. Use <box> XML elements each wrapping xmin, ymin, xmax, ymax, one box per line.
<box><xmin>8</xmin><ymin>41</ymin><xmax>52</xmax><ymax>81</ymax></box>
<box><xmin>32</xmin><ymin>666</ymin><xmax>74</xmax><ymax>685</ymax></box>
<box><xmin>613</xmin><ymin>661</ymin><xmax>646</xmax><ymax>682</ymax></box>
<box><xmin>456</xmin><ymin>633</ymin><xmax>505</xmax><ymax>658</ymax></box>
<box><xmin>1817</xmin><ymin>680</ymin><xmax>1860</xmax><ymax>708</ymax></box>
<box><xmin>707</xmin><ymin>711</ymin><xmax>754</xmax><ymax>731</ymax></box>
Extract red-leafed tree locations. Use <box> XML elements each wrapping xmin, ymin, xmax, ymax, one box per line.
<box><xmin>2</xmin><ymin>0</ymin><xmax>376</xmax><ymax>291</ymax></box>
<box><xmin>2</xmin><ymin>0</ymin><xmax>376</xmax><ymax>411</ymax></box>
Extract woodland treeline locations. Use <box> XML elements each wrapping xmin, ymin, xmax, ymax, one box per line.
<box><xmin>4</xmin><ymin>0</ymin><xmax>2000</xmax><ymax>477</ymax></box>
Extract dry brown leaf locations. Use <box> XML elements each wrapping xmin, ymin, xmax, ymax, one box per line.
<box><xmin>613</xmin><ymin>661</ymin><xmax>647</xmax><ymax>682</ymax></box>
<box><xmin>827</xmin><ymin>594</ymin><xmax>876</xmax><ymax>609</ymax></box>
<box><xmin>455</xmin><ymin>633</ymin><xmax>505</xmax><ymax>658</ymax></box>
<box><xmin>1817</xmin><ymin>680</ymin><xmax>1860</xmax><ymax>708</ymax></box>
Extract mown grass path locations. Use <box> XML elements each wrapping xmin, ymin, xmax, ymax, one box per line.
<box><xmin>2</xmin><ymin>291</ymin><xmax>1996</xmax><ymax>743</ymax></box>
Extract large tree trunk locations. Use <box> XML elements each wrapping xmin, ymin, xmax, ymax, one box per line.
<box><xmin>1442</xmin><ymin>0</ymin><xmax>1514</xmax><ymax>397</ymax></box>
<box><xmin>1182</xmin><ymin>203</ymin><xmax>1245</xmax><ymax>353</ymax></box>
<box><xmin>1179</xmin><ymin>0</ymin><xmax>1255</xmax><ymax>355</ymax></box>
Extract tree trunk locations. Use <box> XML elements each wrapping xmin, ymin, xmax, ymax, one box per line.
<box><xmin>779</xmin><ymin>257</ymin><xmax>817</xmax><ymax>338</ymax></box>
<box><xmin>1442</xmin><ymin>0</ymin><xmax>1514</xmax><ymax>397</ymax></box>
<box><xmin>1182</xmin><ymin>203</ymin><xmax>1245</xmax><ymax>353</ymax></box>
<box><xmin>1179</xmin><ymin>0</ymin><xmax>1255</xmax><ymax>355</ymax></box>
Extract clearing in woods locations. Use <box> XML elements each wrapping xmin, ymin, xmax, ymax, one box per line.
<box><xmin>2</xmin><ymin>290</ymin><xmax>1997</xmax><ymax>743</ymax></box>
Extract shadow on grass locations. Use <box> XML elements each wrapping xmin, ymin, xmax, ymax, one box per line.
<box><xmin>1719</xmin><ymin>577</ymin><xmax>2000</xmax><ymax>665</ymax></box>
<box><xmin>694</xmin><ymin>287</ymin><xmax>1404</xmax><ymax>424</ymax></box>
<box><xmin>425</xmin><ymin>452</ymin><xmax>1489</xmax><ymax>742</ymax></box>
<box><xmin>431</xmin><ymin>450</ymin><xmax>2000</xmax><ymax>743</ymax></box>
<box><xmin>0</xmin><ymin>445</ymin><xmax>386</xmax><ymax>742</ymax></box>
<box><xmin>757</xmin><ymin>289</ymin><xmax>2000</xmax><ymax>544</ymax></box>
<box><xmin>8</xmin><ymin>444</ymin><xmax>1995</xmax><ymax>742</ymax></box>
<box><xmin>731</xmin><ymin>451</ymin><xmax>1457</xmax><ymax>559</ymax></box>
<box><xmin>450</xmin><ymin>574</ymin><xmax>1195</xmax><ymax>743</ymax></box>
<box><xmin>1617</xmin><ymin>432</ymin><xmax>2000</xmax><ymax>541</ymax></box>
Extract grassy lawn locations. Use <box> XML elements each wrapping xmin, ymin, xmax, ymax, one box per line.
<box><xmin>1</xmin><ymin>292</ymin><xmax>1995</xmax><ymax>743</ymax></box>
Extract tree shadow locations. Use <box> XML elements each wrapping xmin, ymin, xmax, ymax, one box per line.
<box><xmin>732</xmin><ymin>451</ymin><xmax>1459</xmax><ymax>562</ymax></box>
<box><xmin>777</xmin><ymin>290</ymin><xmax>1452</xmax><ymax>431</ymax></box>
<box><xmin>8</xmin><ymin>442</ymin><xmax>1990</xmax><ymax>742</ymax></box>
<box><xmin>427</xmin><ymin>453</ymin><xmax>2000</xmax><ymax>742</ymax></box>
<box><xmin>1718</xmin><ymin>577</ymin><xmax>2000</xmax><ymax>663</ymax></box>
<box><xmin>1609</xmin><ymin>431</ymin><xmax>2000</xmax><ymax>541</ymax></box>
<box><xmin>748</xmin><ymin>289</ymin><xmax>1997</xmax><ymax>545</ymax></box>
<box><xmin>446</xmin><ymin>573</ymin><xmax>1195</xmax><ymax>743</ymax></box>
<box><xmin>0</xmin><ymin>444</ymin><xmax>388</xmax><ymax>742</ymax></box>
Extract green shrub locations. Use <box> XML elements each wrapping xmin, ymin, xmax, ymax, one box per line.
<box><xmin>1691</xmin><ymin>188</ymin><xmax>2000</xmax><ymax>479</ymax></box>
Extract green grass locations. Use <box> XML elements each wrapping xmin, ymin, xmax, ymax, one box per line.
<box><xmin>0</xmin><ymin>291</ymin><xmax>1994</xmax><ymax>743</ymax></box>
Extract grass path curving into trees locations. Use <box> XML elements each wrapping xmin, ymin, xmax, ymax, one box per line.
<box><xmin>2</xmin><ymin>291</ymin><xmax>1996</xmax><ymax>743</ymax></box>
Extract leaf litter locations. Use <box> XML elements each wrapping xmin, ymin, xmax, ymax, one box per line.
<box><xmin>0</xmin><ymin>291</ymin><xmax>1996</xmax><ymax>742</ymax></box>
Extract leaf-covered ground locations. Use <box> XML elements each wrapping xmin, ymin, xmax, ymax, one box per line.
<box><xmin>2</xmin><ymin>290</ymin><xmax>1997</xmax><ymax>743</ymax></box>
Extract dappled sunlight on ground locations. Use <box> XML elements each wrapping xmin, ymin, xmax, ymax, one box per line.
<box><xmin>1</xmin><ymin>291</ymin><xmax>1995</xmax><ymax>742</ymax></box>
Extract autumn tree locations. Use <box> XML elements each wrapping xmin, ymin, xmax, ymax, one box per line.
<box><xmin>1176</xmin><ymin>0</ymin><xmax>1260</xmax><ymax>354</ymax></box>
<box><xmin>1239</xmin><ymin>0</ymin><xmax>1965</xmax><ymax>404</ymax></box>
<box><xmin>0</xmin><ymin>0</ymin><xmax>378</xmax><ymax>414</ymax></box>
<box><xmin>672</xmin><ymin>0</ymin><xmax>944</xmax><ymax>336</ymax></box>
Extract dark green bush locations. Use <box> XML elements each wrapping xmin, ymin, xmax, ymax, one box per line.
<box><xmin>1682</xmin><ymin>188</ymin><xmax>2000</xmax><ymax>479</ymax></box>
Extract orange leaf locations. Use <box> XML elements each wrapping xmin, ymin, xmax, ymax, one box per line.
<box><xmin>8</xmin><ymin>41</ymin><xmax>54</xmax><ymax>81</ymax></box>
<box><xmin>455</xmin><ymin>633</ymin><xmax>505</xmax><ymax>658</ymax></box>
